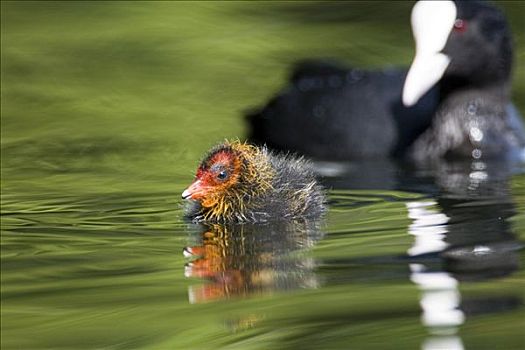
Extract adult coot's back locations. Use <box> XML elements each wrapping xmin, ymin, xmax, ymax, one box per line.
<box><xmin>247</xmin><ymin>61</ymin><xmax>438</xmax><ymax>160</ymax></box>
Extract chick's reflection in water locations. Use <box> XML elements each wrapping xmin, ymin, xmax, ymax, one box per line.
<box><xmin>183</xmin><ymin>220</ymin><xmax>324</xmax><ymax>303</ymax></box>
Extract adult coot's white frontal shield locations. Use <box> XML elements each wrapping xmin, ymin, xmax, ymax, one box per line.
<box><xmin>403</xmin><ymin>0</ymin><xmax>457</xmax><ymax>107</ymax></box>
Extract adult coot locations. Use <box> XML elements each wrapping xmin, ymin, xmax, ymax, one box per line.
<box><xmin>247</xmin><ymin>0</ymin><xmax>524</xmax><ymax>162</ymax></box>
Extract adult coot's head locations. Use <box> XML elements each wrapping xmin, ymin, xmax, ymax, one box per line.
<box><xmin>403</xmin><ymin>0</ymin><xmax>513</xmax><ymax>106</ymax></box>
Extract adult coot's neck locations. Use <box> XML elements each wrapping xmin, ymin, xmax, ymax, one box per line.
<box><xmin>438</xmin><ymin>75</ymin><xmax>511</xmax><ymax>103</ymax></box>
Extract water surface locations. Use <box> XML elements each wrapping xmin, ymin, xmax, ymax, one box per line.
<box><xmin>2</xmin><ymin>2</ymin><xmax>525</xmax><ymax>349</ymax></box>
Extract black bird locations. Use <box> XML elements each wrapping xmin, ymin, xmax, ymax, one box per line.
<box><xmin>403</xmin><ymin>0</ymin><xmax>525</xmax><ymax>162</ymax></box>
<box><xmin>247</xmin><ymin>60</ymin><xmax>439</xmax><ymax>160</ymax></box>
<box><xmin>246</xmin><ymin>0</ymin><xmax>525</xmax><ymax>162</ymax></box>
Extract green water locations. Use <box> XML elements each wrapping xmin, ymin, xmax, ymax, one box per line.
<box><xmin>2</xmin><ymin>2</ymin><xmax>525</xmax><ymax>349</ymax></box>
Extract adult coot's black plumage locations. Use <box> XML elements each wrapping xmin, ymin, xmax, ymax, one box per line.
<box><xmin>247</xmin><ymin>61</ymin><xmax>439</xmax><ymax>160</ymax></box>
<box><xmin>247</xmin><ymin>0</ymin><xmax>525</xmax><ymax>162</ymax></box>
<box><xmin>403</xmin><ymin>0</ymin><xmax>525</xmax><ymax>162</ymax></box>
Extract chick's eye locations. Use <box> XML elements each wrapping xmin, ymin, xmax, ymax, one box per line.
<box><xmin>217</xmin><ymin>170</ymin><xmax>228</xmax><ymax>180</ymax></box>
<box><xmin>453</xmin><ymin>19</ymin><xmax>467</xmax><ymax>33</ymax></box>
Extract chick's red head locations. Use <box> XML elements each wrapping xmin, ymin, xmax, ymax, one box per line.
<box><xmin>182</xmin><ymin>146</ymin><xmax>242</xmax><ymax>208</ymax></box>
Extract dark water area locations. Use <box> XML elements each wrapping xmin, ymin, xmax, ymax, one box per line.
<box><xmin>2</xmin><ymin>2</ymin><xmax>525</xmax><ymax>349</ymax></box>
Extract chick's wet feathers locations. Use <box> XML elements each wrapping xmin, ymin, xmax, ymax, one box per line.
<box><xmin>184</xmin><ymin>141</ymin><xmax>326</xmax><ymax>223</ymax></box>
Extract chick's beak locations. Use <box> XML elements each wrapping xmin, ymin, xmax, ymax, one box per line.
<box><xmin>182</xmin><ymin>180</ymin><xmax>204</xmax><ymax>200</ymax></box>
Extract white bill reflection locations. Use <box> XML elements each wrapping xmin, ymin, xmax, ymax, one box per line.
<box><xmin>406</xmin><ymin>201</ymin><xmax>465</xmax><ymax>350</ymax></box>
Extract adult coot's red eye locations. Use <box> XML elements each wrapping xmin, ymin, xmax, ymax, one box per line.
<box><xmin>453</xmin><ymin>19</ymin><xmax>467</xmax><ymax>32</ymax></box>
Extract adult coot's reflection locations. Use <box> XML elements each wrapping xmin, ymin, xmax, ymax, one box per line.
<box><xmin>404</xmin><ymin>159</ymin><xmax>522</xmax><ymax>350</ymax></box>
<box><xmin>322</xmin><ymin>157</ymin><xmax>522</xmax><ymax>279</ymax></box>
<box><xmin>183</xmin><ymin>220</ymin><xmax>324</xmax><ymax>303</ymax></box>
<box><xmin>319</xmin><ymin>156</ymin><xmax>522</xmax><ymax>350</ymax></box>
<box><xmin>430</xmin><ymin>160</ymin><xmax>521</xmax><ymax>281</ymax></box>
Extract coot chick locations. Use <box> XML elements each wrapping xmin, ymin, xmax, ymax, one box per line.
<box><xmin>182</xmin><ymin>141</ymin><xmax>326</xmax><ymax>223</ymax></box>
<box><xmin>403</xmin><ymin>0</ymin><xmax>525</xmax><ymax>162</ymax></box>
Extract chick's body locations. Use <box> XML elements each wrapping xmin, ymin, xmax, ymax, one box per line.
<box><xmin>183</xmin><ymin>141</ymin><xmax>325</xmax><ymax>223</ymax></box>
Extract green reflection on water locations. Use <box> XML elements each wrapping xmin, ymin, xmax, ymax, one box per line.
<box><xmin>2</xmin><ymin>1</ymin><xmax>525</xmax><ymax>349</ymax></box>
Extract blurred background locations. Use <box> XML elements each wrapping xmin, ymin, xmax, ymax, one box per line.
<box><xmin>2</xmin><ymin>1</ymin><xmax>524</xmax><ymax>186</ymax></box>
<box><xmin>2</xmin><ymin>2</ymin><xmax>525</xmax><ymax>350</ymax></box>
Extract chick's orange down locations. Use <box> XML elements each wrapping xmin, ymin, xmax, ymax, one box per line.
<box><xmin>183</xmin><ymin>141</ymin><xmax>325</xmax><ymax>223</ymax></box>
